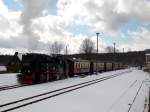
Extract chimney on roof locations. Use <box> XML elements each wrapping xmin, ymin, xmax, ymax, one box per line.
<box><xmin>14</xmin><ymin>52</ymin><xmax>18</xmax><ymax>56</ymax></box>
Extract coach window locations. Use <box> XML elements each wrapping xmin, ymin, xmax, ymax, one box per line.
<box><xmin>147</xmin><ymin>56</ymin><xmax>150</xmax><ymax>62</ymax></box>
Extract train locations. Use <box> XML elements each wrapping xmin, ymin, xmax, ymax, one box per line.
<box><xmin>17</xmin><ymin>53</ymin><xmax>124</xmax><ymax>84</ymax></box>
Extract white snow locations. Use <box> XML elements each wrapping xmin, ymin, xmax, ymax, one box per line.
<box><xmin>17</xmin><ymin>53</ymin><xmax>23</xmax><ymax>61</ymax></box>
<box><xmin>0</xmin><ymin>66</ymin><xmax>6</xmax><ymax>71</ymax></box>
<box><xmin>0</xmin><ymin>73</ymin><xmax>19</xmax><ymax>86</ymax></box>
<box><xmin>0</xmin><ymin>68</ymin><xmax>149</xmax><ymax>112</ymax></box>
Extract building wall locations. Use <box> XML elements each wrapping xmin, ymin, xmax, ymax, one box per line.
<box><xmin>146</xmin><ymin>54</ymin><xmax>150</xmax><ymax>70</ymax></box>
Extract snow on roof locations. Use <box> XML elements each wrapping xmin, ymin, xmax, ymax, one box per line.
<box><xmin>145</xmin><ymin>53</ymin><xmax>150</xmax><ymax>56</ymax></box>
<box><xmin>17</xmin><ymin>53</ymin><xmax>23</xmax><ymax>61</ymax></box>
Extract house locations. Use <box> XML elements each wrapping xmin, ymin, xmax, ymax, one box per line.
<box><xmin>0</xmin><ymin>52</ymin><xmax>22</xmax><ymax>73</ymax></box>
<box><xmin>0</xmin><ymin>55</ymin><xmax>13</xmax><ymax>73</ymax></box>
<box><xmin>145</xmin><ymin>54</ymin><xmax>150</xmax><ymax>68</ymax></box>
<box><xmin>145</xmin><ymin>49</ymin><xmax>150</xmax><ymax>72</ymax></box>
<box><xmin>7</xmin><ymin>52</ymin><xmax>21</xmax><ymax>73</ymax></box>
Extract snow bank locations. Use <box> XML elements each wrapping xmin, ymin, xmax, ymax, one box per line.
<box><xmin>0</xmin><ymin>73</ymin><xmax>19</xmax><ymax>86</ymax></box>
<box><xmin>0</xmin><ymin>66</ymin><xmax>6</xmax><ymax>71</ymax></box>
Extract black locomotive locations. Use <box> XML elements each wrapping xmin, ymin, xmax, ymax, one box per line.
<box><xmin>18</xmin><ymin>53</ymin><xmax>124</xmax><ymax>84</ymax></box>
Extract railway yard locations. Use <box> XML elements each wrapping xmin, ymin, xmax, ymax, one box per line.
<box><xmin>1</xmin><ymin>0</ymin><xmax>150</xmax><ymax>112</ymax></box>
<box><xmin>0</xmin><ymin>68</ymin><xmax>149</xmax><ymax>112</ymax></box>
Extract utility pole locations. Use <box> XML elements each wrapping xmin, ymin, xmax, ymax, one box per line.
<box><xmin>96</xmin><ymin>32</ymin><xmax>100</xmax><ymax>75</ymax></box>
<box><xmin>113</xmin><ymin>42</ymin><xmax>116</xmax><ymax>65</ymax></box>
<box><xmin>96</xmin><ymin>32</ymin><xmax>100</xmax><ymax>53</ymax></box>
<box><xmin>113</xmin><ymin>42</ymin><xmax>116</xmax><ymax>53</ymax></box>
<box><xmin>66</xmin><ymin>45</ymin><xmax>68</xmax><ymax>55</ymax></box>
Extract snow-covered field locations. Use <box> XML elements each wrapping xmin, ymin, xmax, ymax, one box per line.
<box><xmin>0</xmin><ymin>68</ymin><xmax>149</xmax><ymax>112</ymax></box>
<box><xmin>0</xmin><ymin>73</ymin><xmax>19</xmax><ymax>86</ymax></box>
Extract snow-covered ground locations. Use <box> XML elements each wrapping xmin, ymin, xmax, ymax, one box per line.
<box><xmin>0</xmin><ymin>68</ymin><xmax>149</xmax><ymax>112</ymax></box>
<box><xmin>0</xmin><ymin>66</ymin><xmax>6</xmax><ymax>71</ymax></box>
<box><xmin>0</xmin><ymin>73</ymin><xmax>19</xmax><ymax>86</ymax></box>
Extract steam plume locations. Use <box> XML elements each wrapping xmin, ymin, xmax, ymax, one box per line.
<box><xmin>20</xmin><ymin>0</ymin><xmax>49</xmax><ymax>51</ymax></box>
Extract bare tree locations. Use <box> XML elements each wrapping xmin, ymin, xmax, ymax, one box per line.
<box><xmin>105</xmin><ymin>46</ymin><xmax>120</xmax><ymax>53</ymax></box>
<box><xmin>80</xmin><ymin>38</ymin><xmax>95</xmax><ymax>54</ymax></box>
<box><xmin>105</xmin><ymin>46</ymin><xmax>114</xmax><ymax>53</ymax></box>
<box><xmin>128</xmin><ymin>48</ymin><xmax>132</xmax><ymax>52</ymax></box>
<box><xmin>49</xmin><ymin>41</ymin><xmax>65</xmax><ymax>55</ymax></box>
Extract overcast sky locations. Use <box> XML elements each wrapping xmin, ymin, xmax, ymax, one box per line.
<box><xmin>0</xmin><ymin>0</ymin><xmax>150</xmax><ymax>54</ymax></box>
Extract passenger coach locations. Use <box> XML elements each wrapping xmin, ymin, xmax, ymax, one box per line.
<box><xmin>90</xmin><ymin>61</ymin><xmax>105</xmax><ymax>73</ymax></box>
<box><xmin>67</xmin><ymin>59</ymin><xmax>91</xmax><ymax>77</ymax></box>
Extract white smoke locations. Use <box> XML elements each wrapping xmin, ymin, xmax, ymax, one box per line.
<box><xmin>20</xmin><ymin>0</ymin><xmax>49</xmax><ymax>51</ymax></box>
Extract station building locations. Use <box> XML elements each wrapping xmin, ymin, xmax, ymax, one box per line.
<box><xmin>145</xmin><ymin>54</ymin><xmax>150</xmax><ymax>70</ymax></box>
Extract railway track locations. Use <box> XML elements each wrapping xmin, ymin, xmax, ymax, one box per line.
<box><xmin>0</xmin><ymin>70</ymin><xmax>131</xmax><ymax>112</ymax></box>
<box><xmin>0</xmin><ymin>84</ymin><xmax>28</xmax><ymax>92</ymax></box>
<box><xmin>127</xmin><ymin>80</ymin><xmax>144</xmax><ymax>112</ymax></box>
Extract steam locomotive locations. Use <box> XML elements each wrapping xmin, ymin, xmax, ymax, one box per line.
<box><xmin>18</xmin><ymin>53</ymin><xmax>124</xmax><ymax>84</ymax></box>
